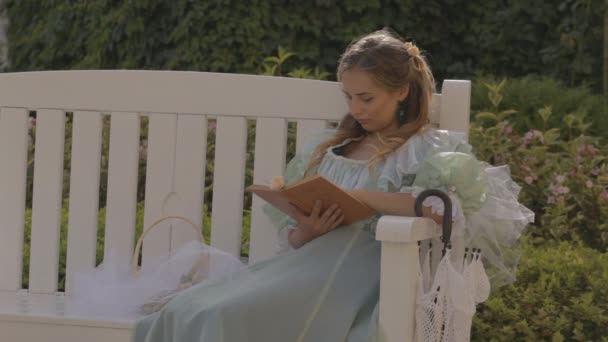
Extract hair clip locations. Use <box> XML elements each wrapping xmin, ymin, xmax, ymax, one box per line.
<box><xmin>404</xmin><ymin>42</ymin><xmax>420</xmax><ymax>57</ymax></box>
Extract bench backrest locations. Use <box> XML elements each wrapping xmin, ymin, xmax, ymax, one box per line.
<box><xmin>0</xmin><ymin>71</ymin><xmax>470</xmax><ymax>295</ymax></box>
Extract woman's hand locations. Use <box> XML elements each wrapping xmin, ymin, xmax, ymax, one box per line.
<box><xmin>288</xmin><ymin>200</ymin><xmax>344</xmax><ymax>248</ymax></box>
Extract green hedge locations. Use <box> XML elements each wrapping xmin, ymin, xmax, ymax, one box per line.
<box><xmin>4</xmin><ymin>0</ymin><xmax>605</xmax><ymax>91</ymax></box>
<box><xmin>472</xmin><ymin>240</ymin><xmax>608</xmax><ymax>341</ymax></box>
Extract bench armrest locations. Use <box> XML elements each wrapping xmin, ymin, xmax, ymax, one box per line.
<box><xmin>375</xmin><ymin>215</ymin><xmax>441</xmax><ymax>342</ymax></box>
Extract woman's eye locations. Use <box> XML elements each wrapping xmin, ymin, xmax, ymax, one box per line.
<box><xmin>363</xmin><ymin>98</ymin><xmax>373</xmax><ymax>103</ymax></box>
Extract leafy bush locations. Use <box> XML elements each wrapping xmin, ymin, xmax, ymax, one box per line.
<box><xmin>470</xmin><ymin>80</ymin><xmax>608</xmax><ymax>251</ymax></box>
<box><xmin>471</xmin><ymin>75</ymin><xmax>607</xmax><ymax>140</ymax></box>
<box><xmin>4</xmin><ymin>0</ymin><xmax>605</xmax><ymax>90</ymax></box>
<box><xmin>472</xmin><ymin>240</ymin><xmax>608</xmax><ymax>341</ymax></box>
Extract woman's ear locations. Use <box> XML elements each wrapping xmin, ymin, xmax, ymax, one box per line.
<box><xmin>398</xmin><ymin>84</ymin><xmax>410</xmax><ymax>102</ymax></box>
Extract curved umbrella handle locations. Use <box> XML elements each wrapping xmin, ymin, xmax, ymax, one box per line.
<box><xmin>414</xmin><ymin>189</ymin><xmax>453</xmax><ymax>252</ymax></box>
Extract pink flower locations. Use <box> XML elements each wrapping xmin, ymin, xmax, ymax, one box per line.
<box><xmin>591</xmin><ymin>168</ymin><xmax>600</xmax><ymax>176</ymax></box>
<box><xmin>547</xmin><ymin>196</ymin><xmax>556</xmax><ymax>204</ymax></box>
<box><xmin>586</xmin><ymin>144</ymin><xmax>597</xmax><ymax>156</ymax></box>
<box><xmin>601</xmin><ymin>190</ymin><xmax>608</xmax><ymax>201</ymax></box>
<box><xmin>554</xmin><ymin>174</ymin><xmax>566</xmax><ymax>184</ymax></box>
<box><xmin>525</xmin><ymin>176</ymin><xmax>534</xmax><ymax>185</ymax></box>
<box><xmin>503</xmin><ymin>126</ymin><xmax>513</xmax><ymax>135</ymax></box>
<box><xmin>523</xmin><ymin>130</ymin><xmax>544</xmax><ymax>144</ymax></box>
<box><xmin>577</xmin><ymin>145</ymin><xmax>586</xmax><ymax>154</ymax></box>
<box><xmin>549</xmin><ymin>184</ymin><xmax>559</xmax><ymax>195</ymax></box>
<box><xmin>523</xmin><ymin>131</ymin><xmax>533</xmax><ymax>145</ymax></box>
<box><xmin>559</xmin><ymin>186</ymin><xmax>570</xmax><ymax>194</ymax></box>
<box><xmin>586</xmin><ymin>180</ymin><xmax>593</xmax><ymax>189</ymax></box>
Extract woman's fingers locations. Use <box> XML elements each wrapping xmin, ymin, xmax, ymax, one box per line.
<box><xmin>319</xmin><ymin>205</ymin><xmax>342</xmax><ymax>232</ymax></box>
<box><xmin>310</xmin><ymin>200</ymin><xmax>322</xmax><ymax>219</ymax></box>
<box><xmin>327</xmin><ymin>210</ymin><xmax>344</xmax><ymax>230</ymax></box>
<box><xmin>320</xmin><ymin>204</ymin><xmax>338</xmax><ymax>221</ymax></box>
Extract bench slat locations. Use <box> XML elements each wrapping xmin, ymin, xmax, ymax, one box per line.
<box><xmin>29</xmin><ymin>110</ymin><xmax>66</xmax><ymax>294</ymax></box>
<box><xmin>210</xmin><ymin>116</ymin><xmax>247</xmax><ymax>257</ymax></box>
<box><xmin>104</xmin><ymin>113</ymin><xmax>140</xmax><ymax>262</ymax></box>
<box><xmin>65</xmin><ymin>112</ymin><xmax>103</xmax><ymax>294</ymax></box>
<box><xmin>141</xmin><ymin>114</ymin><xmax>178</xmax><ymax>268</ymax></box>
<box><xmin>170</xmin><ymin>115</ymin><xmax>207</xmax><ymax>250</ymax></box>
<box><xmin>296</xmin><ymin>120</ymin><xmax>327</xmax><ymax>154</ymax></box>
<box><xmin>439</xmin><ymin>80</ymin><xmax>471</xmax><ymax>134</ymax></box>
<box><xmin>0</xmin><ymin>71</ymin><xmax>347</xmax><ymax>120</ymax></box>
<box><xmin>0</xmin><ymin>108</ymin><xmax>29</xmax><ymax>291</ymax></box>
<box><xmin>141</xmin><ymin>114</ymin><xmax>208</xmax><ymax>268</ymax></box>
<box><xmin>248</xmin><ymin>118</ymin><xmax>288</xmax><ymax>264</ymax></box>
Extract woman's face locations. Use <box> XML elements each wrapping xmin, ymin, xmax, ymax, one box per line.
<box><xmin>340</xmin><ymin>68</ymin><xmax>409</xmax><ymax>135</ymax></box>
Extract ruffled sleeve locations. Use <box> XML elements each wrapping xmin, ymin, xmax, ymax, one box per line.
<box><xmin>377</xmin><ymin>129</ymin><xmax>472</xmax><ymax>193</ymax></box>
<box><xmin>378</xmin><ymin>129</ymin><xmax>534</xmax><ymax>287</ymax></box>
<box><xmin>262</xmin><ymin>128</ymin><xmax>335</xmax><ymax>253</ymax></box>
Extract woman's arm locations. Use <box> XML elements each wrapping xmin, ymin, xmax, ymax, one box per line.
<box><xmin>287</xmin><ymin>191</ymin><xmax>442</xmax><ymax>249</ymax></box>
<box><xmin>347</xmin><ymin>189</ymin><xmax>443</xmax><ymax>224</ymax></box>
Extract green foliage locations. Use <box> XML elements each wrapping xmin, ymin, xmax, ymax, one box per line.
<box><xmin>470</xmin><ymin>80</ymin><xmax>608</xmax><ymax>251</ymax></box>
<box><xmin>471</xmin><ymin>75</ymin><xmax>606</xmax><ymax>140</ymax></box>
<box><xmin>4</xmin><ymin>0</ymin><xmax>605</xmax><ymax>90</ymax></box>
<box><xmin>472</xmin><ymin>240</ymin><xmax>608</xmax><ymax>341</ymax></box>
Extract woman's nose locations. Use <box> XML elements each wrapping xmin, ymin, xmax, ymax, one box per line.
<box><xmin>350</xmin><ymin>100</ymin><xmax>362</xmax><ymax>116</ymax></box>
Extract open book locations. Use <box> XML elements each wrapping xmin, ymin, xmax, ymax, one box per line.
<box><xmin>248</xmin><ymin>175</ymin><xmax>376</xmax><ymax>225</ymax></box>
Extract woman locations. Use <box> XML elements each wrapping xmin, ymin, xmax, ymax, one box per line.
<box><xmin>134</xmin><ymin>29</ymin><xmax>533</xmax><ymax>342</ymax></box>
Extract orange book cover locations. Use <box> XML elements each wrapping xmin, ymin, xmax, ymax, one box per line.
<box><xmin>248</xmin><ymin>175</ymin><xmax>376</xmax><ymax>225</ymax></box>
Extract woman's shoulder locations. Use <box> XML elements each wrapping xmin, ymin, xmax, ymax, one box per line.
<box><xmin>407</xmin><ymin>127</ymin><xmax>470</xmax><ymax>151</ymax></box>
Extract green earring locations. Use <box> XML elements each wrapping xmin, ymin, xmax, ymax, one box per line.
<box><xmin>398</xmin><ymin>109</ymin><xmax>406</xmax><ymax>125</ymax></box>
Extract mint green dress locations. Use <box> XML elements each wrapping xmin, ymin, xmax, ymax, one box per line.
<box><xmin>133</xmin><ymin>128</ymin><xmax>533</xmax><ymax>342</ymax></box>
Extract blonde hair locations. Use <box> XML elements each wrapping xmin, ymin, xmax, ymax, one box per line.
<box><xmin>305</xmin><ymin>29</ymin><xmax>436</xmax><ymax>176</ymax></box>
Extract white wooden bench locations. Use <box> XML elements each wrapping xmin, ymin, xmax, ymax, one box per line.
<box><xmin>0</xmin><ymin>71</ymin><xmax>470</xmax><ymax>342</ymax></box>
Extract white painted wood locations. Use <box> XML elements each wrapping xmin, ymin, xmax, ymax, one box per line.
<box><xmin>375</xmin><ymin>216</ymin><xmax>441</xmax><ymax>243</ymax></box>
<box><xmin>249</xmin><ymin>118</ymin><xmax>288</xmax><ymax>263</ymax></box>
<box><xmin>29</xmin><ymin>110</ymin><xmax>66</xmax><ymax>294</ymax></box>
<box><xmin>439</xmin><ymin>80</ymin><xmax>471</xmax><ymax>134</ymax></box>
<box><xmin>0</xmin><ymin>71</ymin><xmax>347</xmax><ymax>120</ymax></box>
<box><xmin>296</xmin><ymin>120</ymin><xmax>327</xmax><ymax>154</ymax></box>
<box><xmin>65</xmin><ymin>112</ymin><xmax>103</xmax><ymax>295</ymax></box>
<box><xmin>0</xmin><ymin>321</ymin><xmax>131</xmax><ymax>342</ymax></box>
<box><xmin>141</xmin><ymin>114</ymin><xmax>178</xmax><ymax>269</ymax></box>
<box><xmin>430</xmin><ymin>237</ymin><xmax>443</xmax><ymax>278</ymax></box>
<box><xmin>210</xmin><ymin>116</ymin><xmax>248</xmax><ymax>257</ymax></box>
<box><xmin>170</xmin><ymin>115</ymin><xmax>207</xmax><ymax>250</ymax></box>
<box><xmin>377</xmin><ymin>241</ymin><xmax>420</xmax><ymax>342</ymax></box>
<box><xmin>0</xmin><ymin>291</ymin><xmax>133</xmax><ymax>342</ymax></box>
<box><xmin>104</xmin><ymin>113</ymin><xmax>140</xmax><ymax>261</ymax></box>
<box><xmin>138</xmin><ymin>114</ymin><xmax>207</xmax><ymax>269</ymax></box>
<box><xmin>0</xmin><ymin>108</ymin><xmax>29</xmax><ymax>291</ymax></box>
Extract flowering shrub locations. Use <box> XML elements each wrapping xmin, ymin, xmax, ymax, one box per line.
<box><xmin>470</xmin><ymin>80</ymin><xmax>608</xmax><ymax>251</ymax></box>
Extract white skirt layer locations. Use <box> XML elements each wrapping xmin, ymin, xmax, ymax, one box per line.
<box><xmin>66</xmin><ymin>241</ymin><xmax>246</xmax><ymax>319</ymax></box>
